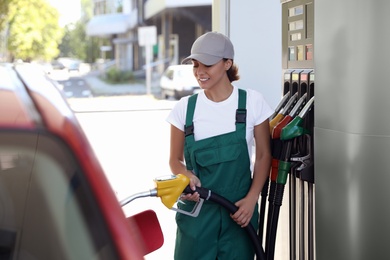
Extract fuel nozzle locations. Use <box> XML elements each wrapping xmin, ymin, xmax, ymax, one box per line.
<box><xmin>120</xmin><ymin>174</ymin><xmax>204</xmax><ymax>217</ymax></box>
<box><xmin>120</xmin><ymin>174</ymin><xmax>189</xmax><ymax>207</ymax></box>
<box><xmin>272</xmin><ymin>93</ymin><xmax>307</xmax><ymax>139</ymax></box>
<box><xmin>269</xmin><ymin>92</ymin><xmax>298</xmax><ymax>133</ymax></box>
<box><xmin>281</xmin><ymin>96</ymin><xmax>314</xmax><ymax>141</ymax></box>
<box><xmin>269</xmin><ymin>91</ymin><xmax>291</xmax><ymax>120</ymax></box>
<box><xmin>154</xmin><ymin>174</ymin><xmax>190</xmax><ymax>209</ymax></box>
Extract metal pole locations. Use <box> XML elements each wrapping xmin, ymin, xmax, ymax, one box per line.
<box><xmin>145</xmin><ymin>44</ymin><xmax>152</xmax><ymax>95</ymax></box>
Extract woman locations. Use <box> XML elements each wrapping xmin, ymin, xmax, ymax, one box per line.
<box><xmin>166</xmin><ymin>31</ymin><xmax>273</xmax><ymax>260</ymax></box>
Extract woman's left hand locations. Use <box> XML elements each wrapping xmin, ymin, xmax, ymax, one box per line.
<box><xmin>231</xmin><ymin>197</ymin><xmax>256</xmax><ymax>228</ymax></box>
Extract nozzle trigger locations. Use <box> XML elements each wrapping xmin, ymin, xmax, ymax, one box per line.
<box><xmin>171</xmin><ymin>198</ymin><xmax>204</xmax><ymax>217</ymax></box>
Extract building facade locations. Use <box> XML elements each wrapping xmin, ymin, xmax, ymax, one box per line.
<box><xmin>86</xmin><ymin>0</ymin><xmax>212</xmax><ymax>73</ymax></box>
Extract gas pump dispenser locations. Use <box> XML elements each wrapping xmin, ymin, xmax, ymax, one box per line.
<box><xmin>268</xmin><ymin>0</ymin><xmax>316</xmax><ymax>259</ymax></box>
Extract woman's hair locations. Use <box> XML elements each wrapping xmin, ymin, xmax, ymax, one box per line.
<box><xmin>225</xmin><ymin>59</ymin><xmax>240</xmax><ymax>82</ymax></box>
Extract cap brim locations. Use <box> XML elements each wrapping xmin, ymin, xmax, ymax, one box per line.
<box><xmin>181</xmin><ymin>54</ymin><xmax>222</xmax><ymax>66</ymax></box>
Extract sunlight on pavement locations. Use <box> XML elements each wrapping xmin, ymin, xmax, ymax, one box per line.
<box><xmin>67</xmin><ymin>95</ymin><xmax>177</xmax><ymax>112</ymax></box>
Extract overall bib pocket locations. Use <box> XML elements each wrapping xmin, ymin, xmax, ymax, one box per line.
<box><xmin>195</xmin><ymin>143</ymin><xmax>240</xmax><ymax>167</ymax></box>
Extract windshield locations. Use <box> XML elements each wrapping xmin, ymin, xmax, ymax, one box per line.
<box><xmin>177</xmin><ymin>67</ymin><xmax>194</xmax><ymax>78</ymax></box>
<box><xmin>177</xmin><ymin>66</ymin><xmax>198</xmax><ymax>85</ymax></box>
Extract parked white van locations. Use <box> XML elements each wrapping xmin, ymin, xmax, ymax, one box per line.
<box><xmin>159</xmin><ymin>64</ymin><xmax>200</xmax><ymax>99</ymax></box>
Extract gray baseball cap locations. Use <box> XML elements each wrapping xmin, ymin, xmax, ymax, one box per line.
<box><xmin>181</xmin><ymin>32</ymin><xmax>234</xmax><ymax>66</ymax></box>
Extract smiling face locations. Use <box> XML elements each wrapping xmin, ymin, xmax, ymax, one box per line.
<box><xmin>192</xmin><ymin>59</ymin><xmax>232</xmax><ymax>91</ymax></box>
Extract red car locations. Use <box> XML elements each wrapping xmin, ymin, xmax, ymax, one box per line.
<box><xmin>0</xmin><ymin>63</ymin><xmax>163</xmax><ymax>259</ymax></box>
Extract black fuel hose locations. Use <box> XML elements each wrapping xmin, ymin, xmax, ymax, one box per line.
<box><xmin>183</xmin><ymin>186</ymin><xmax>266</xmax><ymax>260</ymax></box>
<box><xmin>258</xmin><ymin>178</ymin><xmax>269</xmax><ymax>245</ymax></box>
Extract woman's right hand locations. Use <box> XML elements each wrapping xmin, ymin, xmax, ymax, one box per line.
<box><xmin>180</xmin><ymin>173</ymin><xmax>201</xmax><ymax>202</ymax></box>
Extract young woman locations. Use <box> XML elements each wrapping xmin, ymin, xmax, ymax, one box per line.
<box><xmin>166</xmin><ymin>32</ymin><xmax>273</xmax><ymax>260</ymax></box>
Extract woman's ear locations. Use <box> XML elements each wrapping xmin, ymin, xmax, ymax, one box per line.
<box><xmin>225</xmin><ymin>59</ymin><xmax>233</xmax><ymax>70</ymax></box>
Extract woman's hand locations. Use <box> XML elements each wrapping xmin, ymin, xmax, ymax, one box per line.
<box><xmin>230</xmin><ymin>119</ymin><xmax>272</xmax><ymax>228</ymax></box>
<box><xmin>180</xmin><ymin>173</ymin><xmax>201</xmax><ymax>202</ymax></box>
<box><xmin>231</xmin><ymin>196</ymin><xmax>257</xmax><ymax>228</ymax></box>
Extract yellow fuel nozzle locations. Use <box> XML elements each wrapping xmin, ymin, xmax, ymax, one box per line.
<box><xmin>269</xmin><ymin>113</ymin><xmax>284</xmax><ymax>133</ymax></box>
<box><xmin>154</xmin><ymin>174</ymin><xmax>190</xmax><ymax>209</ymax></box>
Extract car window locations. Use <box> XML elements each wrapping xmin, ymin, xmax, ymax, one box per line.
<box><xmin>0</xmin><ymin>131</ymin><xmax>118</xmax><ymax>260</ymax></box>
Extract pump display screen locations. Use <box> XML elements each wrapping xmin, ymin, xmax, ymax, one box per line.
<box><xmin>282</xmin><ymin>0</ymin><xmax>314</xmax><ymax>69</ymax></box>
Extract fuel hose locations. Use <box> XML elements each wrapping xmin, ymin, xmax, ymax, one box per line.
<box><xmin>258</xmin><ymin>177</ymin><xmax>269</xmax><ymax>245</ymax></box>
<box><xmin>183</xmin><ymin>186</ymin><xmax>266</xmax><ymax>260</ymax></box>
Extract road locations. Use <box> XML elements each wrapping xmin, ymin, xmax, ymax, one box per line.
<box><xmin>59</xmin><ymin>76</ymin><xmax>92</xmax><ymax>98</ymax></box>
<box><xmin>48</xmin><ymin>68</ymin><xmax>92</xmax><ymax>98</ymax></box>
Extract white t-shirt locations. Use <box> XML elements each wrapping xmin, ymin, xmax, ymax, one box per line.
<box><xmin>166</xmin><ymin>86</ymin><xmax>274</xmax><ymax>158</ymax></box>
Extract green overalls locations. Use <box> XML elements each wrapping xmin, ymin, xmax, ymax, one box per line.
<box><xmin>174</xmin><ymin>89</ymin><xmax>259</xmax><ymax>260</ymax></box>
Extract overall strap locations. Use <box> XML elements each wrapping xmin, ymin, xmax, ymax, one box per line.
<box><xmin>236</xmin><ymin>89</ymin><xmax>247</xmax><ymax>132</ymax></box>
<box><xmin>184</xmin><ymin>94</ymin><xmax>198</xmax><ymax>171</ymax></box>
<box><xmin>185</xmin><ymin>94</ymin><xmax>198</xmax><ymax>138</ymax></box>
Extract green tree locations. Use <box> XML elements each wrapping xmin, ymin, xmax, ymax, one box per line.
<box><xmin>59</xmin><ymin>25</ymin><xmax>73</xmax><ymax>58</ymax></box>
<box><xmin>7</xmin><ymin>0</ymin><xmax>63</xmax><ymax>61</ymax></box>
<box><xmin>58</xmin><ymin>0</ymin><xmax>101</xmax><ymax>63</ymax></box>
<box><xmin>0</xmin><ymin>0</ymin><xmax>12</xmax><ymax>30</ymax></box>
